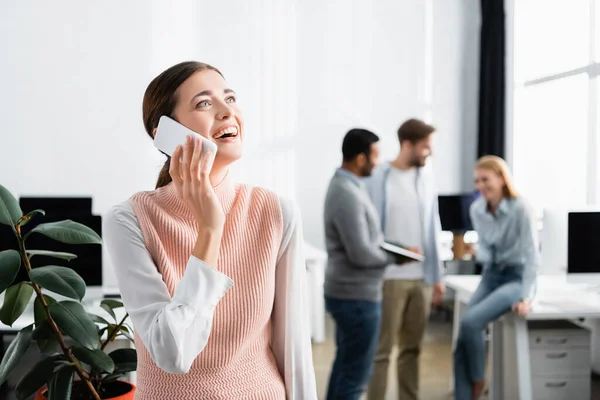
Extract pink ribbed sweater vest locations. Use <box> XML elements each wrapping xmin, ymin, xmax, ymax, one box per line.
<box><xmin>129</xmin><ymin>176</ymin><xmax>286</xmax><ymax>399</ymax></box>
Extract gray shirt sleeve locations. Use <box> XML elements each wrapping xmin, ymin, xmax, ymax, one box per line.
<box><xmin>332</xmin><ymin>197</ymin><xmax>395</xmax><ymax>268</ymax></box>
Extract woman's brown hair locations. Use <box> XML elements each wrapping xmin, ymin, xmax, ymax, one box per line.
<box><xmin>475</xmin><ymin>155</ymin><xmax>519</xmax><ymax>198</ymax></box>
<box><xmin>142</xmin><ymin>61</ymin><xmax>223</xmax><ymax>189</ymax></box>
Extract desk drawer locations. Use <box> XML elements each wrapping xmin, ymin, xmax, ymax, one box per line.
<box><xmin>533</xmin><ymin>377</ymin><xmax>590</xmax><ymax>400</ymax></box>
<box><xmin>529</xmin><ymin>332</ymin><xmax>589</xmax><ymax>349</ymax></box>
<box><xmin>531</xmin><ymin>348</ymin><xmax>590</xmax><ymax>376</ymax></box>
<box><xmin>529</xmin><ymin>321</ymin><xmax>590</xmax><ymax>349</ymax></box>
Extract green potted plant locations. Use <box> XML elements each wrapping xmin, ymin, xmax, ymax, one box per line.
<box><xmin>0</xmin><ymin>184</ymin><xmax>136</xmax><ymax>400</ymax></box>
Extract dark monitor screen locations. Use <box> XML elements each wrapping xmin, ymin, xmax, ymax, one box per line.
<box><xmin>438</xmin><ymin>193</ymin><xmax>479</xmax><ymax>233</ymax></box>
<box><xmin>0</xmin><ymin>214</ymin><xmax>102</xmax><ymax>287</ymax></box>
<box><xmin>19</xmin><ymin>197</ymin><xmax>92</xmax><ymax>216</ymax></box>
<box><xmin>567</xmin><ymin>212</ymin><xmax>600</xmax><ymax>274</ymax></box>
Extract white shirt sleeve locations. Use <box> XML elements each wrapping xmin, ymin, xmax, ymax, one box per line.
<box><xmin>270</xmin><ymin>197</ymin><xmax>318</xmax><ymax>400</ymax></box>
<box><xmin>102</xmin><ymin>201</ymin><xmax>233</xmax><ymax>374</ymax></box>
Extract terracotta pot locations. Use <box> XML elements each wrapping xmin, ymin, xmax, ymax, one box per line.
<box><xmin>35</xmin><ymin>380</ymin><xmax>136</xmax><ymax>400</ymax></box>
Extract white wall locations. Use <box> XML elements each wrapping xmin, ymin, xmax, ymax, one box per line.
<box><xmin>432</xmin><ymin>0</ymin><xmax>480</xmax><ymax>194</ymax></box>
<box><xmin>0</xmin><ymin>1</ymin><xmax>479</xmax><ymax>286</ymax></box>
<box><xmin>295</xmin><ymin>0</ymin><xmax>481</xmax><ymax>248</ymax></box>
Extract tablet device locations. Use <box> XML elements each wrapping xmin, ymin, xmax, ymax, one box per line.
<box><xmin>381</xmin><ymin>242</ymin><xmax>425</xmax><ymax>262</ymax></box>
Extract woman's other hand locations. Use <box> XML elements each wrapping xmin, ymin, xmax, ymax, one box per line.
<box><xmin>512</xmin><ymin>300</ymin><xmax>531</xmax><ymax>317</ymax></box>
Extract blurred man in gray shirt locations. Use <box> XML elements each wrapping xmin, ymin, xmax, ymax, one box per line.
<box><xmin>323</xmin><ymin>128</ymin><xmax>413</xmax><ymax>400</ymax></box>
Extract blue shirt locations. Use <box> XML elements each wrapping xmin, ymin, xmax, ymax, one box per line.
<box><xmin>470</xmin><ymin>196</ymin><xmax>540</xmax><ymax>300</ymax></box>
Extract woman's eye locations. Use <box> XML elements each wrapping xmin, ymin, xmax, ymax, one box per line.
<box><xmin>197</xmin><ymin>100</ymin><xmax>210</xmax><ymax>108</ymax></box>
<box><xmin>225</xmin><ymin>96</ymin><xmax>236</xmax><ymax>103</ymax></box>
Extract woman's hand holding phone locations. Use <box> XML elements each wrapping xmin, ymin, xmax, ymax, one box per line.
<box><xmin>169</xmin><ymin>135</ymin><xmax>224</xmax><ymax>266</ymax></box>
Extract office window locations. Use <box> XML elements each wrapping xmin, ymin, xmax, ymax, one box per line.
<box><xmin>513</xmin><ymin>75</ymin><xmax>589</xmax><ymax>209</ymax></box>
<box><xmin>514</xmin><ymin>1</ymin><xmax>589</xmax><ymax>82</ymax></box>
<box><xmin>596</xmin><ymin>1</ymin><xmax>600</xmax><ymax>61</ymax></box>
<box><xmin>511</xmin><ymin>0</ymin><xmax>600</xmax><ymax>211</ymax></box>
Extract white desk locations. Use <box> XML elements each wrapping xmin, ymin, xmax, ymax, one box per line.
<box><xmin>446</xmin><ymin>274</ymin><xmax>600</xmax><ymax>400</ymax></box>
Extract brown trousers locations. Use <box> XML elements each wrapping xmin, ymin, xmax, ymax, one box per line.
<box><xmin>367</xmin><ymin>279</ymin><xmax>433</xmax><ymax>400</ymax></box>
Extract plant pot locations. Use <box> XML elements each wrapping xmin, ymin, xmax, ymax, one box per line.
<box><xmin>35</xmin><ymin>380</ymin><xmax>136</xmax><ymax>400</ymax></box>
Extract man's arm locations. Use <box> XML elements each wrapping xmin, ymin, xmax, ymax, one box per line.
<box><xmin>430</xmin><ymin>186</ymin><xmax>445</xmax><ymax>305</ymax></box>
<box><xmin>332</xmin><ymin>198</ymin><xmax>394</xmax><ymax>268</ymax></box>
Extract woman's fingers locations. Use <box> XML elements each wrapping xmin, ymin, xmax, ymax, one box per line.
<box><xmin>200</xmin><ymin>149</ymin><xmax>215</xmax><ymax>180</ymax></box>
<box><xmin>190</xmin><ymin>137</ymin><xmax>203</xmax><ymax>181</ymax></box>
<box><xmin>181</xmin><ymin>135</ymin><xmax>193</xmax><ymax>183</ymax></box>
<box><xmin>169</xmin><ymin>145</ymin><xmax>183</xmax><ymax>187</ymax></box>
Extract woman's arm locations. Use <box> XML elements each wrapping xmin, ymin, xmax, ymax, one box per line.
<box><xmin>271</xmin><ymin>198</ymin><xmax>318</xmax><ymax>400</ymax></box>
<box><xmin>518</xmin><ymin>200</ymin><xmax>540</xmax><ymax>301</ymax></box>
<box><xmin>103</xmin><ymin>202</ymin><xmax>233</xmax><ymax>374</ymax></box>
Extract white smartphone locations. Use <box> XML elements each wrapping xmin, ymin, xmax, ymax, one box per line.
<box><xmin>154</xmin><ymin>116</ymin><xmax>218</xmax><ymax>157</ymax></box>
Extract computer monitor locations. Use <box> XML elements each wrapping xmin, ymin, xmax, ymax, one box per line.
<box><xmin>438</xmin><ymin>192</ymin><xmax>479</xmax><ymax>233</ymax></box>
<box><xmin>16</xmin><ymin>214</ymin><xmax>102</xmax><ymax>286</ymax></box>
<box><xmin>567</xmin><ymin>211</ymin><xmax>600</xmax><ymax>275</ymax></box>
<box><xmin>19</xmin><ymin>197</ymin><xmax>92</xmax><ymax>216</ymax></box>
<box><xmin>0</xmin><ymin>197</ymin><xmax>104</xmax><ymax>302</ymax></box>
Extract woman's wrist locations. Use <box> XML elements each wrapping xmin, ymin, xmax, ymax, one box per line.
<box><xmin>192</xmin><ymin>228</ymin><xmax>223</xmax><ymax>267</ymax></box>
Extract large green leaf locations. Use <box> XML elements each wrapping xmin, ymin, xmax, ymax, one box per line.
<box><xmin>71</xmin><ymin>345</ymin><xmax>115</xmax><ymax>374</ymax></box>
<box><xmin>119</xmin><ymin>328</ymin><xmax>134</xmax><ymax>342</ymax></box>
<box><xmin>37</xmin><ymin>336</ymin><xmax>58</xmax><ymax>354</ymax></box>
<box><xmin>32</xmin><ymin>319</ymin><xmax>52</xmax><ymax>341</ymax></box>
<box><xmin>100</xmin><ymin>299</ymin><xmax>124</xmax><ymax>322</ymax></box>
<box><xmin>100</xmin><ymin>303</ymin><xmax>116</xmax><ymax>321</ymax></box>
<box><xmin>32</xmin><ymin>295</ymin><xmax>59</xmax><ymax>354</ymax></box>
<box><xmin>29</xmin><ymin>266</ymin><xmax>86</xmax><ymax>301</ymax></box>
<box><xmin>0</xmin><ymin>250</ymin><xmax>21</xmax><ymax>294</ymax></box>
<box><xmin>101</xmin><ymin>299</ymin><xmax>124</xmax><ymax>309</ymax></box>
<box><xmin>27</xmin><ymin>250</ymin><xmax>77</xmax><ymax>261</ymax></box>
<box><xmin>88</xmin><ymin>312</ymin><xmax>110</xmax><ymax>326</ymax></box>
<box><xmin>109</xmin><ymin>348</ymin><xmax>137</xmax><ymax>373</ymax></box>
<box><xmin>0</xmin><ymin>282</ymin><xmax>34</xmax><ymax>326</ymax></box>
<box><xmin>101</xmin><ymin>373</ymin><xmax>123</xmax><ymax>384</ymax></box>
<box><xmin>0</xmin><ymin>184</ymin><xmax>22</xmax><ymax>226</ymax></box>
<box><xmin>0</xmin><ymin>325</ymin><xmax>33</xmax><ymax>385</ymax></box>
<box><xmin>15</xmin><ymin>354</ymin><xmax>65</xmax><ymax>400</ymax></box>
<box><xmin>48</xmin><ymin>365</ymin><xmax>73</xmax><ymax>400</ymax></box>
<box><xmin>18</xmin><ymin>209</ymin><xmax>45</xmax><ymax>227</ymax></box>
<box><xmin>28</xmin><ymin>220</ymin><xmax>101</xmax><ymax>245</ymax></box>
<box><xmin>34</xmin><ymin>295</ymin><xmax>57</xmax><ymax>325</ymax></box>
<box><xmin>49</xmin><ymin>301</ymin><xmax>99</xmax><ymax>349</ymax></box>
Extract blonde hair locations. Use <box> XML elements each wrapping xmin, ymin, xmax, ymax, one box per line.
<box><xmin>475</xmin><ymin>155</ymin><xmax>519</xmax><ymax>198</ymax></box>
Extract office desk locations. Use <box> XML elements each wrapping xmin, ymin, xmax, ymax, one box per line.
<box><xmin>446</xmin><ymin>274</ymin><xmax>600</xmax><ymax>400</ymax></box>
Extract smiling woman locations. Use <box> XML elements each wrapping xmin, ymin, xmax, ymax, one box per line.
<box><xmin>141</xmin><ymin>62</ymin><xmax>243</xmax><ymax>189</ymax></box>
<box><xmin>102</xmin><ymin>61</ymin><xmax>318</xmax><ymax>400</ymax></box>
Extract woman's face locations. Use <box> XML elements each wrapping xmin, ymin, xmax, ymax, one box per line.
<box><xmin>474</xmin><ymin>168</ymin><xmax>505</xmax><ymax>202</ymax></box>
<box><xmin>172</xmin><ymin>69</ymin><xmax>243</xmax><ymax>168</ymax></box>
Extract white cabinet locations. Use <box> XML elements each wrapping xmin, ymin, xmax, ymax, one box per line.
<box><xmin>528</xmin><ymin>320</ymin><xmax>591</xmax><ymax>400</ymax></box>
